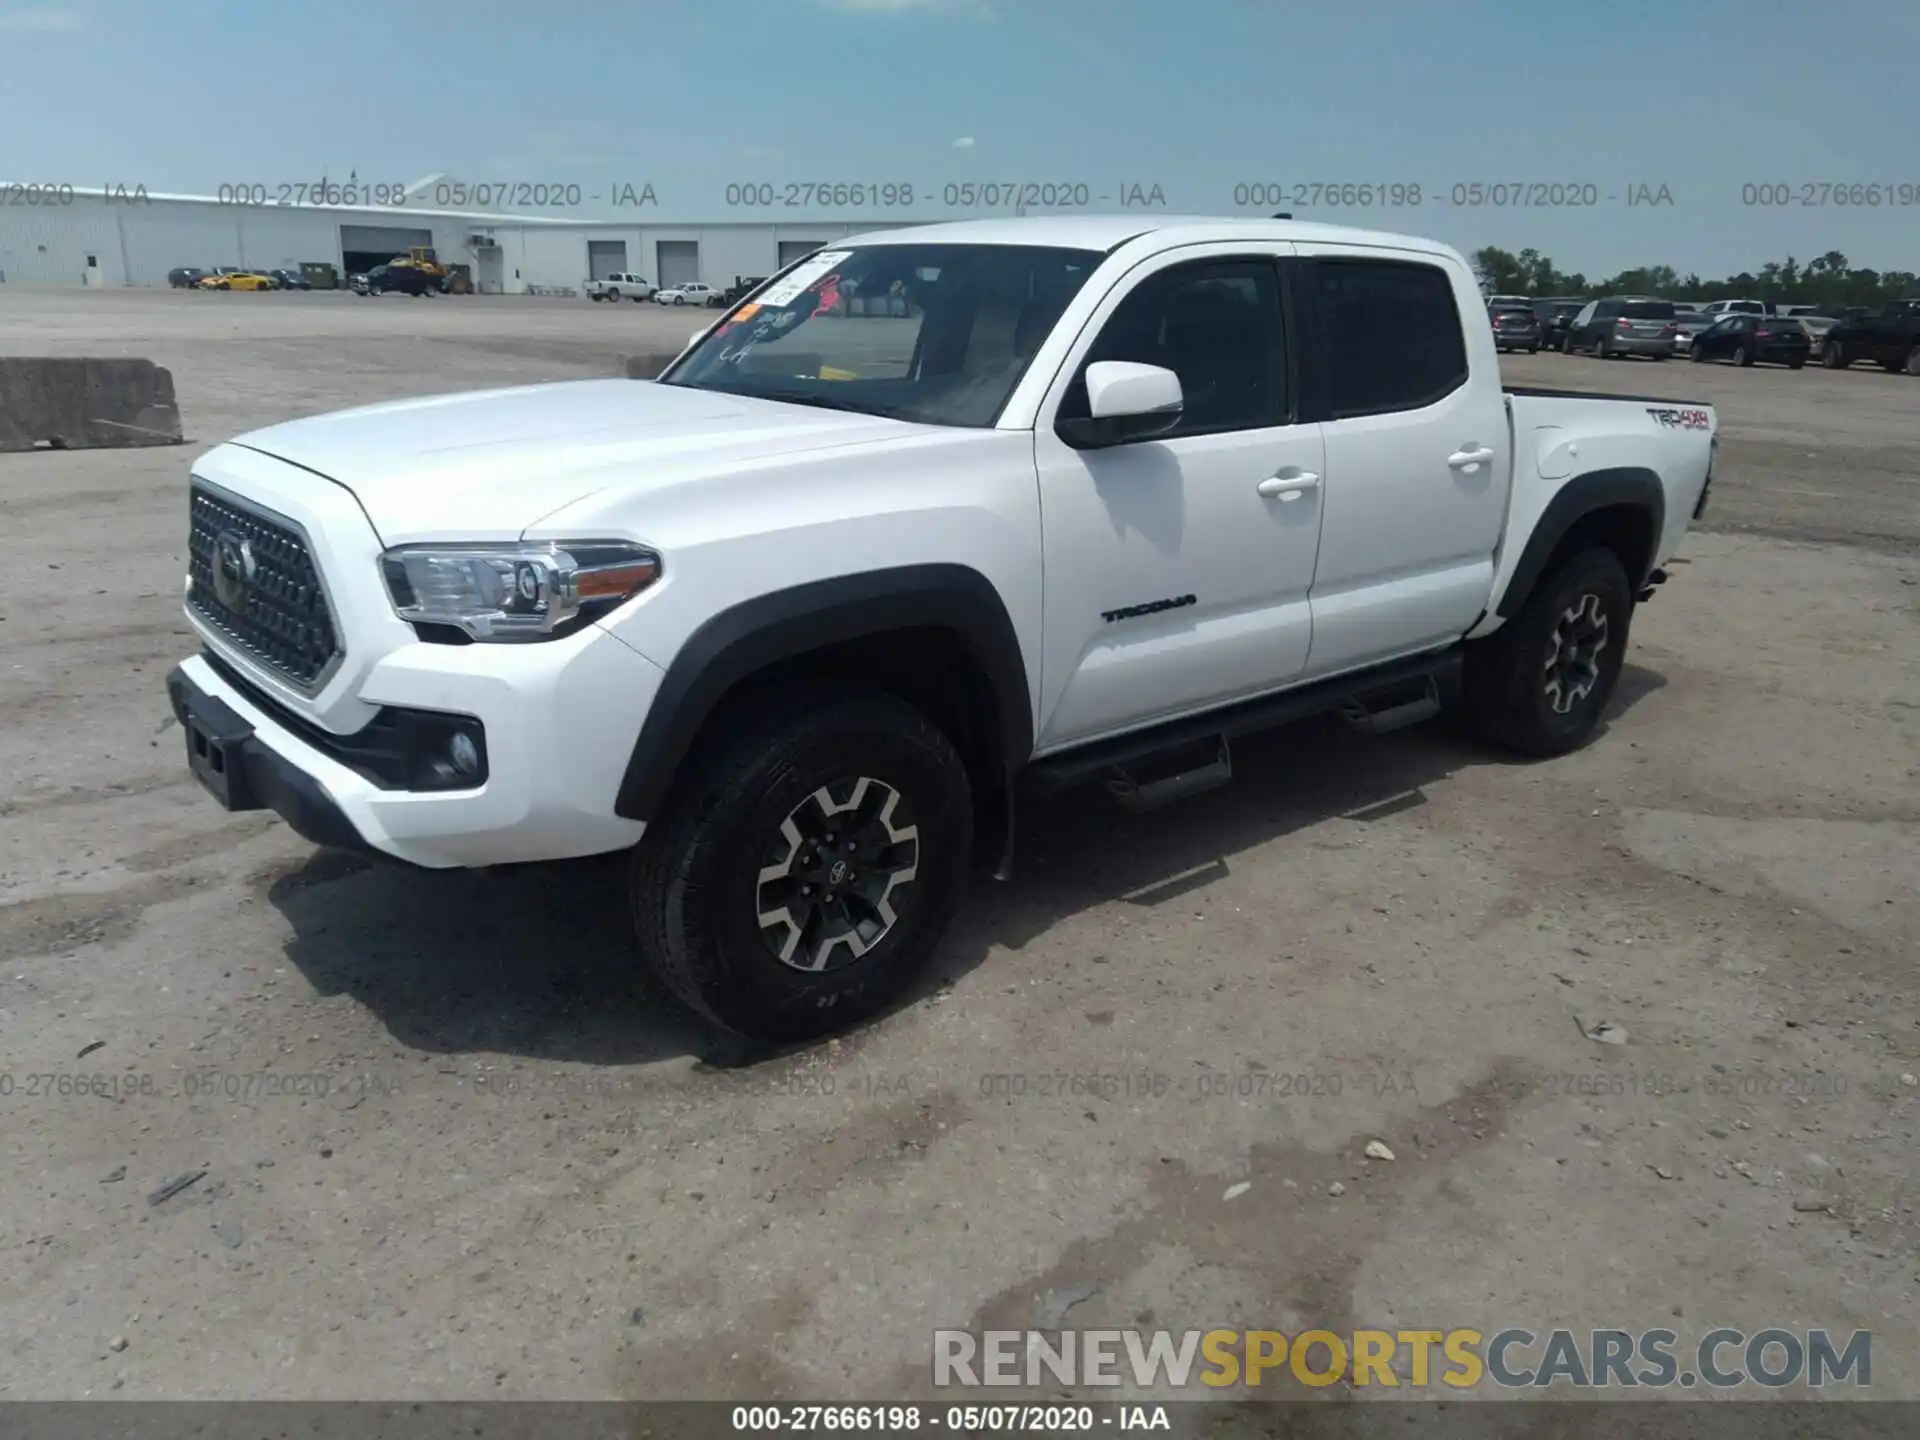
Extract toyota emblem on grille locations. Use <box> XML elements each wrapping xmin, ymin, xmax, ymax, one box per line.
<box><xmin>211</xmin><ymin>530</ymin><xmax>257</xmax><ymax>611</ymax></box>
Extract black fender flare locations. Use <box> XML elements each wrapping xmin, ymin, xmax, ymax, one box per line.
<box><xmin>613</xmin><ymin>564</ymin><xmax>1033</xmax><ymax>824</ymax></box>
<box><xmin>1495</xmin><ymin>466</ymin><xmax>1665</xmax><ymax>618</ymax></box>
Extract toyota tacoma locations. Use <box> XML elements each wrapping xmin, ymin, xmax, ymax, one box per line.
<box><xmin>167</xmin><ymin>216</ymin><xmax>1717</xmax><ymax>1041</ymax></box>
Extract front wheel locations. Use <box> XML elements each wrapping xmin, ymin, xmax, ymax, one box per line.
<box><xmin>1460</xmin><ymin>547</ymin><xmax>1632</xmax><ymax>758</ymax></box>
<box><xmin>1906</xmin><ymin>344</ymin><xmax>1920</xmax><ymax>376</ymax></box>
<box><xmin>630</xmin><ymin>688</ymin><xmax>972</xmax><ymax>1043</ymax></box>
<box><xmin>1824</xmin><ymin>343</ymin><xmax>1849</xmax><ymax>369</ymax></box>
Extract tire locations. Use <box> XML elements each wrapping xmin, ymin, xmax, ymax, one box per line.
<box><xmin>1690</xmin><ymin>341</ymin><xmax>1705</xmax><ymax>362</ymax></box>
<box><xmin>1907</xmin><ymin>344</ymin><xmax>1920</xmax><ymax>376</ymax></box>
<box><xmin>1595</xmin><ymin>333</ymin><xmax>1611</xmax><ymax>359</ymax></box>
<box><xmin>1529</xmin><ymin>345</ymin><xmax>1539</xmax><ymax>354</ymax></box>
<box><xmin>1460</xmin><ymin>547</ymin><xmax>1633</xmax><ymax>759</ymax></box>
<box><xmin>1787</xmin><ymin>356</ymin><xmax>1805</xmax><ymax>370</ymax></box>
<box><xmin>629</xmin><ymin>687</ymin><xmax>973</xmax><ymax>1043</ymax></box>
<box><xmin>1733</xmin><ymin>343</ymin><xmax>1753</xmax><ymax>367</ymax></box>
<box><xmin>1824</xmin><ymin>343</ymin><xmax>1849</xmax><ymax>369</ymax></box>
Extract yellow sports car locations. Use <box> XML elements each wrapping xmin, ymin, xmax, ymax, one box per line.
<box><xmin>197</xmin><ymin>269</ymin><xmax>272</xmax><ymax>291</ymax></box>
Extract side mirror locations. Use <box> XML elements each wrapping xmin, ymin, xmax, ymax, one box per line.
<box><xmin>1056</xmin><ymin>361</ymin><xmax>1184</xmax><ymax>450</ymax></box>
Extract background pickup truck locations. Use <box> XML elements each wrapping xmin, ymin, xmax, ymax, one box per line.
<box><xmin>1820</xmin><ymin>298</ymin><xmax>1920</xmax><ymax>374</ymax></box>
<box><xmin>165</xmin><ymin>215</ymin><xmax>1716</xmax><ymax>1043</ymax></box>
<box><xmin>585</xmin><ymin>272</ymin><xmax>655</xmax><ymax>302</ymax></box>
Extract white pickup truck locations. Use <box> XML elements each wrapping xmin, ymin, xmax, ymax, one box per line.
<box><xmin>166</xmin><ymin>216</ymin><xmax>1716</xmax><ymax>1042</ymax></box>
<box><xmin>585</xmin><ymin>272</ymin><xmax>655</xmax><ymax>302</ymax></box>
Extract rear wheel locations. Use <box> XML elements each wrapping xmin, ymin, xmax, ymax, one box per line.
<box><xmin>1824</xmin><ymin>343</ymin><xmax>1849</xmax><ymax>369</ymax></box>
<box><xmin>1907</xmin><ymin>344</ymin><xmax>1920</xmax><ymax>376</ymax></box>
<box><xmin>629</xmin><ymin>688</ymin><xmax>972</xmax><ymax>1043</ymax></box>
<box><xmin>1733</xmin><ymin>343</ymin><xmax>1753</xmax><ymax>367</ymax></box>
<box><xmin>1460</xmin><ymin>548</ymin><xmax>1632</xmax><ymax>758</ymax></box>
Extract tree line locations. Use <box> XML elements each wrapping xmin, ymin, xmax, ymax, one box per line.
<box><xmin>1472</xmin><ymin>246</ymin><xmax>1919</xmax><ymax>310</ymax></box>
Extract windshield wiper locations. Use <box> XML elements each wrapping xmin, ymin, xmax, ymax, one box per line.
<box><xmin>749</xmin><ymin>388</ymin><xmax>904</xmax><ymax>419</ymax></box>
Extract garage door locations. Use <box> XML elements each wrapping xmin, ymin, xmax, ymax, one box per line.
<box><xmin>339</xmin><ymin>224</ymin><xmax>433</xmax><ymax>274</ymax></box>
<box><xmin>587</xmin><ymin>240</ymin><xmax>627</xmax><ymax>281</ymax></box>
<box><xmin>657</xmin><ymin>241</ymin><xmax>699</xmax><ymax>289</ymax></box>
<box><xmin>778</xmin><ymin>240</ymin><xmax>829</xmax><ymax>268</ymax></box>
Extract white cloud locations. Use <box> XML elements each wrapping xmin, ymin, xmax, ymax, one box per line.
<box><xmin>0</xmin><ymin>7</ymin><xmax>83</xmax><ymax>31</ymax></box>
<box><xmin>951</xmin><ymin>136</ymin><xmax>975</xmax><ymax>149</ymax></box>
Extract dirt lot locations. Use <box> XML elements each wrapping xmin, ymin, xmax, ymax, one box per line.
<box><xmin>1</xmin><ymin>290</ymin><xmax>1915</xmax><ymax>1404</ymax></box>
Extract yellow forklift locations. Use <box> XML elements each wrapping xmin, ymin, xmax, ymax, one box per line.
<box><xmin>387</xmin><ymin>247</ymin><xmax>472</xmax><ymax>294</ymax></box>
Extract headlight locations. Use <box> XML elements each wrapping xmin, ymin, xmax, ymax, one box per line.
<box><xmin>379</xmin><ymin>540</ymin><xmax>661</xmax><ymax>641</ymax></box>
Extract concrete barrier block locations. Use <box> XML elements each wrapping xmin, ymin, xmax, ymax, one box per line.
<box><xmin>618</xmin><ymin>352</ymin><xmax>682</xmax><ymax>380</ymax></box>
<box><xmin>0</xmin><ymin>357</ymin><xmax>185</xmax><ymax>453</ymax></box>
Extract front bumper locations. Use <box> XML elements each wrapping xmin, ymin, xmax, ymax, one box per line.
<box><xmin>166</xmin><ymin>628</ymin><xmax>664</xmax><ymax>868</ymax></box>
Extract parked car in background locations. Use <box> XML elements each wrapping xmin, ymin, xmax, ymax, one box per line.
<box><xmin>347</xmin><ymin>271</ymin><xmax>371</xmax><ymax>295</ymax></box>
<box><xmin>267</xmin><ymin>268</ymin><xmax>311</xmax><ymax>291</ymax></box>
<box><xmin>585</xmin><ymin>272</ymin><xmax>656</xmax><ymax>302</ymax></box>
<box><xmin>1792</xmin><ymin>314</ymin><xmax>1839</xmax><ymax>359</ymax></box>
<box><xmin>1700</xmin><ymin>299</ymin><xmax>1777</xmax><ymax>318</ymax></box>
<box><xmin>1488</xmin><ymin>302</ymin><xmax>1542</xmax><ymax>352</ymax></box>
<box><xmin>1688</xmin><ymin>313</ymin><xmax>1809</xmax><ymax>368</ymax></box>
<box><xmin>197</xmin><ymin>269</ymin><xmax>272</xmax><ymax>291</ymax></box>
<box><xmin>168</xmin><ymin>267</ymin><xmax>210</xmax><ymax>289</ymax></box>
<box><xmin>654</xmin><ymin>282</ymin><xmax>716</xmax><ymax>306</ymax></box>
<box><xmin>1670</xmin><ymin>311</ymin><xmax>1713</xmax><ymax>355</ymax></box>
<box><xmin>353</xmin><ymin>265</ymin><xmax>390</xmax><ymax>295</ymax></box>
<box><xmin>368</xmin><ymin>262</ymin><xmax>437</xmax><ymax>296</ymax></box>
<box><xmin>1534</xmin><ymin>298</ymin><xmax>1585</xmax><ymax>351</ymax></box>
<box><xmin>1820</xmin><ymin>298</ymin><xmax>1920</xmax><ymax>374</ymax></box>
<box><xmin>714</xmin><ymin>277</ymin><xmax>768</xmax><ymax>308</ymax></box>
<box><xmin>1564</xmin><ymin>297</ymin><xmax>1677</xmax><ymax>358</ymax></box>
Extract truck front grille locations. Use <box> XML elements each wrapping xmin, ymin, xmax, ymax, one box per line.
<box><xmin>186</xmin><ymin>484</ymin><xmax>342</xmax><ymax>691</ymax></box>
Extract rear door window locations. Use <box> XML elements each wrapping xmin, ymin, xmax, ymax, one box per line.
<box><xmin>1311</xmin><ymin>258</ymin><xmax>1467</xmax><ymax>419</ymax></box>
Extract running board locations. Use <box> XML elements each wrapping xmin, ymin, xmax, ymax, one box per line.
<box><xmin>1105</xmin><ymin>736</ymin><xmax>1232</xmax><ymax>813</ymax></box>
<box><xmin>1339</xmin><ymin>676</ymin><xmax>1442</xmax><ymax>735</ymax></box>
<box><xmin>1025</xmin><ymin>648</ymin><xmax>1461</xmax><ymax>798</ymax></box>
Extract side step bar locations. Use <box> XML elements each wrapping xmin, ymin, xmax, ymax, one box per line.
<box><xmin>1025</xmin><ymin>648</ymin><xmax>1461</xmax><ymax>802</ymax></box>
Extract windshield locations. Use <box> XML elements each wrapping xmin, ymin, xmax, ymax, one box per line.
<box><xmin>1622</xmin><ymin>300</ymin><xmax>1676</xmax><ymax>320</ymax></box>
<box><xmin>663</xmin><ymin>243</ymin><xmax>1103</xmax><ymax>427</ymax></box>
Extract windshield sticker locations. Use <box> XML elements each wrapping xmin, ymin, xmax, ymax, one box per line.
<box><xmin>756</xmin><ymin>251</ymin><xmax>851</xmax><ymax>308</ymax></box>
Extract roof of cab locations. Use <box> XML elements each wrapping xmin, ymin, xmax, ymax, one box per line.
<box><xmin>836</xmin><ymin>213</ymin><xmax>1459</xmax><ymax>259</ymax></box>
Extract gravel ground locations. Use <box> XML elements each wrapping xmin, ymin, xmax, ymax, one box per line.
<box><xmin>0</xmin><ymin>290</ymin><xmax>1915</xmax><ymax>1404</ymax></box>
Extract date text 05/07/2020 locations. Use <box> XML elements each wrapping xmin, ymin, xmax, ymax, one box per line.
<box><xmin>722</xmin><ymin>182</ymin><xmax>1167</xmax><ymax>210</ymax></box>
<box><xmin>1230</xmin><ymin>181</ymin><xmax>1677</xmax><ymax>209</ymax></box>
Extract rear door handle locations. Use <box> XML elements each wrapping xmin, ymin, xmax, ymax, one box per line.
<box><xmin>1257</xmin><ymin>471</ymin><xmax>1320</xmax><ymax>500</ymax></box>
<box><xmin>1448</xmin><ymin>446</ymin><xmax>1495</xmax><ymax>470</ymax></box>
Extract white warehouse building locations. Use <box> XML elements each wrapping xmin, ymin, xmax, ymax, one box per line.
<box><xmin>0</xmin><ymin>186</ymin><xmax>893</xmax><ymax>294</ymax></box>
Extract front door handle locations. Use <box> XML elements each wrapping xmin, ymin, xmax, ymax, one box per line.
<box><xmin>1257</xmin><ymin>471</ymin><xmax>1321</xmax><ymax>501</ymax></box>
<box><xmin>1448</xmin><ymin>446</ymin><xmax>1495</xmax><ymax>470</ymax></box>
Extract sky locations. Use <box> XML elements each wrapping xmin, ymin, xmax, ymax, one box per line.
<box><xmin>3</xmin><ymin>0</ymin><xmax>1917</xmax><ymax>278</ymax></box>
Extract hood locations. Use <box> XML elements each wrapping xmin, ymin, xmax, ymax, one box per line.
<box><xmin>230</xmin><ymin>379</ymin><xmax>914</xmax><ymax>544</ymax></box>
